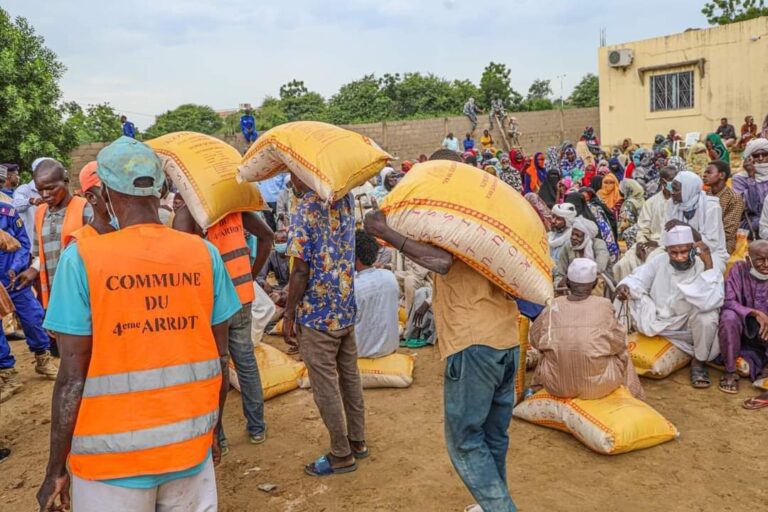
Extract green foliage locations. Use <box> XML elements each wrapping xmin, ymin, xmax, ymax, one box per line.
<box><xmin>524</xmin><ymin>98</ymin><xmax>555</xmax><ymax>111</ymax></box>
<box><xmin>278</xmin><ymin>80</ymin><xmax>326</xmax><ymax>122</ymax></box>
<box><xmin>568</xmin><ymin>74</ymin><xmax>599</xmax><ymax>108</ymax></box>
<box><xmin>63</xmin><ymin>102</ymin><xmax>123</xmax><ymax>144</ymax></box>
<box><xmin>526</xmin><ymin>79</ymin><xmax>553</xmax><ymax>101</ymax></box>
<box><xmin>326</xmin><ymin>75</ymin><xmax>393</xmax><ymax>124</ymax></box>
<box><xmin>479</xmin><ymin>61</ymin><xmax>525</xmax><ymax>113</ymax></box>
<box><xmin>257</xmin><ymin>96</ymin><xmax>289</xmax><ymax>131</ymax></box>
<box><xmin>0</xmin><ymin>9</ymin><xmax>78</xmax><ymax>169</ymax></box>
<box><xmin>144</xmin><ymin>104</ymin><xmax>223</xmax><ymax>139</ymax></box>
<box><xmin>702</xmin><ymin>0</ymin><xmax>768</xmax><ymax>25</ymax></box>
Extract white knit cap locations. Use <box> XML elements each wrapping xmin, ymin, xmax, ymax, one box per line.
<box><xmin>663</xmin><ymin>225</ymin><xmax>694</xmax><ymax>247</ymax></box>
<box><xmin>567</xmin><ymin>258</ymin><xmax>598</xmax><ymax>284</ymax></box>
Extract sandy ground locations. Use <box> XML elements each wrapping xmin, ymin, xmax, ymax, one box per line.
<box><xmin>1</xmin><ymin>334</ymin><xmax>766</xmax><ymax>512</ymax></box>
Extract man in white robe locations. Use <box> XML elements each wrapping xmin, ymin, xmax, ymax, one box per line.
<box><xmin>616</xmin><ymin>225</ymin><xmax>724</xmax><ymax>388</ymax></box>
<box><xmin>666</xmin><ymin>170</ymin><xmax>728</xmax><ymax>273</ymax></box>
<box><xmin>613</xmin><ymin>166</ymin><xmax>677</xmax><ymax>282</ymax></box>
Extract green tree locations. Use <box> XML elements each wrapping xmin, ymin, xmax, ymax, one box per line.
<box><xmin>278</xmin><ymin>80</ymin><xmax>327</xmax><ymax>122</ymax></box>
<box><xmin>569</xmin><ymin>74</ymin><xmax>599</xmax><ymax>108</ymax></box>
<box><xmin>256</xmin><ymin>96</ymin><xmax>289</xmax><ymax>131</ymax></box>
<box><xmin>479</xmin><ymin>62</ymin><xmax>512</xmax><ymax>109</ymax></box>
<box><xmin>0</xmin><ymin>9</ymin><xmax>78</xmax><ymax>169</ymax></box>
<box><xmin>702</xmin><ymin>0</ymin><xmax>768</xmax><ymax>25</ymax></box>
<box><xmin>144</xmin><ymin>104</ymin><xmax>223</xmax><ymax>139</ymax></box>
<box><xmin>526</xmin><ymin>79</ymin><xmax>553</xmax><ymax>101</ymax></box>
<box><xmin>326</xmin><ymin>75</ymin><xmax>393</xmax><ymax>124</ymax></box>
<box><xmin>450</xmin><ymin>79</ymin><xmax>482</xmax><ymax>112</ymax></box>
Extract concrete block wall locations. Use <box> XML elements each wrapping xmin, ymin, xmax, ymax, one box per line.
<box><xmin>66</xmin><ymin>107</ymin><xmax>599</xmax><ymax>188</ymax></box>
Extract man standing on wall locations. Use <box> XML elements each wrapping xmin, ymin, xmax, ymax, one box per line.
<box><xmin>120</xmin><ymin>116</ymin><xmax>136</xmax><ymax>139</ymax></box>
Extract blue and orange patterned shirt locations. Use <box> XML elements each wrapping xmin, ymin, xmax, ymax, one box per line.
<box><xmin>287</xmin><ymin>191</ymin><xmax>356</xmax><ymax>332</ymax></box>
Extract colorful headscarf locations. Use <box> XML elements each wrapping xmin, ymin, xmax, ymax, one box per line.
<box><xmin>608</xmin><ymin>157</ymin><xmax>625</xmax><ymax>181</ymax></box>
<box><xmin>509</xmin><ymin>148</ymin><xmax>526</xmax><ymax>171</ymax></box>
<box><xmin>706</xmin><ymin>133</ymin><xmax>730</xmax><ymax>163</ymax></box>
<box><xmin>619</xmin><ymin>178</ymin><xmax>645</xmax><ymax>213</ymax></box>
<box><xmin>545</xmin><ymin>146</ymin><xmax>560</xmax><ymax>172</ymax></box>
<box><xmin>525</xmin><ymin>192</ymin><xmax>552</xmax><ymax>231</ymax></box>
<box><xmin>597</xmin><ymin>173</ymin><xmax>621</xmax><ymax>209</ymax></box>
<box><xmin>401</xmin><ymin>160</ymin><xmax>413</xmax><ymax>173</ymax></box>
<box><xmin>571</xmin><ymin>167</ymin><xmax>586</xmax><ymax>186</ymax></box>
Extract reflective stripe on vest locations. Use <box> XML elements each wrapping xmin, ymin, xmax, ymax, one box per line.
<box><xmin>83</xmin><ymin>357</ymin><xmax>221</xmax><ymax>398</ymax></box>
<box><xmin>34</xmin><ymin>196</ymin><xmax>87</xmax><ymax>308</ymax></box>
<box><xmin>71</xmin><ymin>224</ymin><xmax>220</xmax><ymax>480</ymax></box>
<box><xmin>72</xmin><ymin>411</ymin><xmax>218</xmax><ymax>455</ymax></box>
<box><xmin>207</xmin><ymin>213</ymin><xmax>255</xmax><ymax>304</ymax></box>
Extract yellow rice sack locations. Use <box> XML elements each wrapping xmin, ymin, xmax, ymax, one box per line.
<box><xmin>725</xmin><ymin>230</ymin><xmax>749</xmax><ymax>276</ymax></box>
<box><xmin>380</xmin><ymin>161</ymin><xmax>554</xmax><ymax>305</ymax></box>
<box><xmin>229</xmin><ymin>343</ymin><xmax>304</xmax><ymax>400</ymax></box>
<box><xmin>754</xmin><ymin>378</ymin><xmax>768</xmax><ymax>391</ymax></box>
<box><xmin>513</xmin><ymin>386</ymin><xmax>679</xmax><ymax>454</ymax></box>
<box><xmin>147</xmin><ymin>131</ymin><xmax>267</xmax><ymax>228</ymax></box>
<box><xmin>238</xmin><ymin>121</ymin><xmax>392</xmax><ymax>202</ymax></box>
<box><xmin>268</xmin><ymin>319</ymin><xmax>283</xmax><ymax>336</ymax></box>
<box><xmin>298</xmin><ymin>353</ymin><xmax>415</xmax><ymax>389</ymax></box>
<box><xmin>628</xmin><ymin>333</ymin><xmax>691</xmax><ymax>379</ymax></box>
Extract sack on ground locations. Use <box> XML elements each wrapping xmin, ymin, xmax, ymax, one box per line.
<box><xmin>229</xmin><ymin>343</ymin><xmax>304</xmax><ymax>400</ymax></box>
<box><xmin>238</xmin><ymin>121</ymin><xmax>392</xmax><ymax>202</ymax></box>
<box><xmin>513</xmin><ymin>386</ymin><xmax>679</xmax><ymax>454</ymax></box>
<box><xmin>380</xmin><ymin>161</ymin><xmax>554</xmax><ymax>305</ymax></box>
<box><xmin>628</xmin><ymin>333</ymin><xmax>691</xmax><ymax>379</ymax></box>
<box><xmin>754</xmin><ymin>377</ymin><xmax>768</xmax><ymax>391</ymax></box>
<box><xmin>298</xmin><ymin>353</ymin><xmax>415</xmax><ymax>389</ymax></box>
<box><xmin>147</xmin><ymin>131</ymin><xmax>267</xmax><ymax>228</ymax></box>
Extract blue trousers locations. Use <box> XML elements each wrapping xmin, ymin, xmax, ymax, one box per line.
<box><xmin>218</xmin><ymin>304</ymin><xmax>265</xmax><ymax>444</ymax></box>
<box><xmin>243</xmin><ymin>131</ymin><xmax>258</xmax><ymax>143</ymax></box>
<box><xmin>444</xmin><ymin>345</ymin><xmax>519</xmax><ymax>512</ymax></box>
<box><xmin>0</xmin><ymin>286</ymin><xmax>51</xmax><ymax>369</ymax></box>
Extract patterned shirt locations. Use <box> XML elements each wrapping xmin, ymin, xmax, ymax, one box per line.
<box><xmin>287</xmin><ymin>191</ymin><xmax>356</xmax><ymax>332</ymax></box>
<box><xmin>32</xmin><ymin>203</ymin><xmax>93</xmax><ymax>290</ymax></box>
<box><xmin>497</xmin><ymin>168</ymin><xmax>523</xmax><ymax>194</ymax></box>
<box><xmin>710</xmin><ymin>186</ymin><xmax>744</xmax><ymax>254</ymax></box>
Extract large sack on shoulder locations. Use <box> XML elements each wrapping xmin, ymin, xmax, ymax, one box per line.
<box><xmin>147</xmin><ymin>132</ymin><xmax>267</xmax><ymax>228</ymax></box>
<box><xmin>513</xmin><ymin>386</ymin><xmax>679</xmax><ymax>454</ymax></box>
<box><xmin>380</xmin><ymin>161</ymin><xmax>554</xmax><ymax>305</ymax></box>
<box><xmin>238</xmin><ymin>121</ymin><xmax>392</xmax><ymax>202</ymax></box>
<box><xmin>627</xmin><ymin>333</ymin><xmax>691</xmax><ymax>379</ymax></box>
<box><xmin>229</xmin><ymin>343</ymin><xmax>304</xmax><ymax>400</ymax></box>
<box><xmin>298</xmin><ymin>353</ymin><xmax>415</xmax><ymax>389</ymax></box>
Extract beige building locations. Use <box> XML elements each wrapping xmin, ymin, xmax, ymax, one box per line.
<box><xmin>598</xmin><ymin>17</ymin><xmax>768</xmax><ymax>148</ymax></box>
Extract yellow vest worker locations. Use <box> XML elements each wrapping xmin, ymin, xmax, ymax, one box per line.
<box><xmin>37</xmin><ymin>137</ymin><xmax>241</xmax><ymax>512</ymax></box>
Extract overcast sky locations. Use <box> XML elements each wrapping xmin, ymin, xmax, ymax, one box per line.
<box><xmin>6</xmin><ymin>0</ymin><xmax>709</xmax><ymax>128</ymax></box>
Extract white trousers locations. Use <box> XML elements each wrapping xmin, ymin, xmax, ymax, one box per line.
<box><xmin>72</xmin><ymin>457</ymin><xmax>217</xmax><ymax>512</ymax></box>
<box><xmin>251</xmin><ymin>282</ymin><xmax>276</xmax><ymax>344</ymax></box>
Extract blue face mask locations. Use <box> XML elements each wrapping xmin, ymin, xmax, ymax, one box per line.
<box><xmin>274</xmin><ymin>243</ymin><xmax>287</xmax><ymax>254</ymax></box>
<box><xmin>105</xmin><ymin>188</ymin><xmax>120</xmax><ymax>231</ymax></box>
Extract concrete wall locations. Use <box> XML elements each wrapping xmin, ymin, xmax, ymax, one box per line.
<box><xmin>598</xmin><ymin>17</ymin><xmax>768</xmax><ymax>147</ymax></box>
<box><xmin>67</xmin><ymin>107</ymin><xmax>599</xmax><ymax>187</ymax></box>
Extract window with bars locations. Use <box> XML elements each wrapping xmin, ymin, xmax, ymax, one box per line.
<box><xmin>650</xmin><ymin>71</ymin><xmax>694</xmax><ymax>112</ymax></box>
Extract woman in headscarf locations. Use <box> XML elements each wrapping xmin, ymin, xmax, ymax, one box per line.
<box><xmin>632</xmin><ymin>148</ymin><xmax>661</xmax><ymax>198</ymax></box>
<box><xmin>666</xmin><ymin>155</ymin><xmax>687</xmax><ymax>172</ymax></box>
<box><xmin>370</xmin><ymin>170</ymin><xmax>401</xmax><ymax>206</ymax></box>
<box><xmin>733</xmin><ymin>138</ymin><xmax>768</xmax><ymax>235</ymax></box>
<box><xmin>686</xmin><ymin>141</ymin><xmax>709</xmax><ymax>177</ymax></box>
<box><xmin>571</xmin><ymin>167</ymin><xmax>586</xmax><ymax>187</ymax></box>
<box><xmin>566</xmin><ymin>191</ymin><xmax>620</xmax><ymax>262</ymax></box>
<box><xmin>737</xmin><ymin>115</ymin><xmax>759</xmax><ymax>151</ymax></box>
<box><xmin>401</xmin><ymin>160</ymin><xmax>414</xmax><ymax>173</ymax></box>
<box><xmin>497</xmin><ymin>154</ymin><xmax>523</xmax><ymax>193</ymax></box>
<box><xmin>762</xmin><ymin>113</ymin><xmax>768</xmax><ymax>139</ymax></box>
<box><xmin>596</xmin><ymin>159</ymin><xmax>611</xmax><ymax>177</ymax></box>
<box><xmin>508</xmin><ymin>148</ymin><xmax>526</xmax><ymax>172</ymax></box>
<box><xmin>617</xmin><ymin>179</ymin><xmax>645</xmax><ymax>248</ymax></box>
<box><xmin>575</xmin><ymin>140</ymin><xmax>595</xmax><ymax>168</ymax></box>
<box><xmin>538</xmin><ymin>169</ymin><xmax>561</xmax><ymax>208</ymax></box>
<box><xmin>559</xmin><ymin>146</ymin><xmax>583</xmax><ymax>178</ymax></box>
<box><xmin>608</xmin><ymin>157</ymin><xmax>625</xmax><ymax>181</ymax></box>
<box><xmin>531</xmin><ymin>152</ymin><xmax>547</xmax><ymax>192</ymax></box>
<box><xmin>582</xmin><ymin>164</ymin><xmax>597</xmax><ymax>188</ymax></box>
<box><xmin>525</xmin><ymin>192</ymin><xmax>552</xmax><ymax>231</ymax></box>
<box><xmin>545</xmin><ymin>146</ymin><xmax>560</xmax><ymax>173</ymax></box>
<box><xmin>706</xmin><ymin>133</ymin><xmax>730</xmax><ymax>164</ymax></box>
<box><xmin>597</xmin><ymin>173</ymin><xmax>622</xmax><ymax>220</ymax></box>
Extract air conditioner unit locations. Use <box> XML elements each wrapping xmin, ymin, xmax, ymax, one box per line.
<box><xmin>608</xmin><ymin>49</ymin><xmax>633</xmax><ymax>68</ymax></box>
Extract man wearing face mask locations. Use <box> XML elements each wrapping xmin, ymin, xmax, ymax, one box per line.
<box><xmin>14</xmin><ymin>160</ymin><xmax>92</xmax><ymax>313</ymax></box>
<box><xmin>257</xmin><ymin>229</ymin><xmax>290</xmax><ymax>294</ymax></box>
<box><xmin>734</xmin><ymin>138</ymin><xmax>768</xmax><ymax>236</ymax></box>
<box><xmin>717</xmin><ymin>240</ymin><xmax>768</xmax><ymax>394</ymax></box>
<box><xmin>616</xmin><ymin>225</ymin><xmax>724</xmax><ymax>389</ymax></box>
<box><xmin>63</xmin><ymin>162</ymin><xmax>115</xmax><ymax>246</ymax></box>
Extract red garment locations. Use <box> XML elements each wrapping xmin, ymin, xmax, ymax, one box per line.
<box><xmin>624</xmin><ymin>161</ymin><xmax>635</xmax><ymax>179</ymax></box>
<box><xmin>582</xmin><ymin>164</ymin><xmax>596</xmax><ymax>188</ymax></box>
<box><xmin>508</xmin><ymin>148</ymin><xmax>526</xmax><ymax>171</ymax></box>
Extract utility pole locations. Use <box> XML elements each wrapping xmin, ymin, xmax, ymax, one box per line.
<box><xmin>557</xmin><ymin>74</ymin><xmax>566</xmax><ymax>144</ymax></box>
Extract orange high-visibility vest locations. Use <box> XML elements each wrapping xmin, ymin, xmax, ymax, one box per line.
<box><xmin>63</xmin><ymin>224</ymin><xmax>98</xmax><ymax>247</ymax></box>
<box><xmin>207</xmin><ymin>213</ymin><xmax>255</xmax><ymax>305</ymax></box>
<box><xmin>35</xmin><ymin>196</ymin><xmax>87</xmax><ymax>308</ymax></box>
<box><xmin>70</xmin><ymin>224</ymin><xmax>221</xmax><ymax>480</ymax></box>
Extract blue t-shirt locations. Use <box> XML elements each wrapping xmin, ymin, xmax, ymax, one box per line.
<box><xmin>44</xmin><ymin>239</ymin><xmax>241</xmax><ymax>488</ymax></box>
<box><xmin>258</xmin><ymin>174</ymin><xmax>287</xmax><ymax>203</ymax></box>
<box><xmin>463</xmin><ymin>139</ymin><xmax>475</xmax><ymax>151</ymax></box>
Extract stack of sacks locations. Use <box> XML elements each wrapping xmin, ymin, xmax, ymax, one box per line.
<box><xmin>238</xmin><ymin>121</ymin><xmax>392</xmax><ymax>201</ymax></box>
<box><xmin>146</xmin><ymin>132</ymin><xmax>268</xmax><ymax>228</ymax></box>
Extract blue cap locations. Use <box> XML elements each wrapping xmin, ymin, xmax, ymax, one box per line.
<box><xmin>96</xmin><ymin>136</ymin><xmax>164</xmax><ymax>197</ymax></box>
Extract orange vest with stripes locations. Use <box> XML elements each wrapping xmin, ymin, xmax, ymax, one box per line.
<box><xmin>70</xmin><ymin>224</ymin><xmax>221</xmax><ymax>480</ymax></box>
<box><xmin>207</xmin><ymin>213</ymin><xmax>255</xmax><ymax>305</ymax></box>
<box><xmin>35</xmin><ymin>196</ymin><xmax>87</xmax><ymax>308</ymax></box>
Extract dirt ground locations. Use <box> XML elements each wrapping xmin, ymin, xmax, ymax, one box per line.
<box><xmin>1</xmin><ymin>334</ymin><xmax>766</xmax><ymax>512</ymax></box>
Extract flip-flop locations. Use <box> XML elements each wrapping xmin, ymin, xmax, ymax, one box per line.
<box><xmin>304</xmin><ymin>454</ymin><xmax>357</xmax><ymax>477</ymax></box>
<box><xmin>348</xmin><ymin>438</ymin><xmax>369</xmax><ymax>459</ymax></box>
<box><xmin>691</xmin><ymin>367</ymin><xmax>711</xmax><ymax>389</ymax></box>
<box><xmin>718</xmin><ymin>375</ymin><xmax>739</xmax><ymax>394</ymax></box>
<box><xmin>742</xmin><ymin>397</ymin><xmax>768</xmax><ymax>410</ymax></box>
